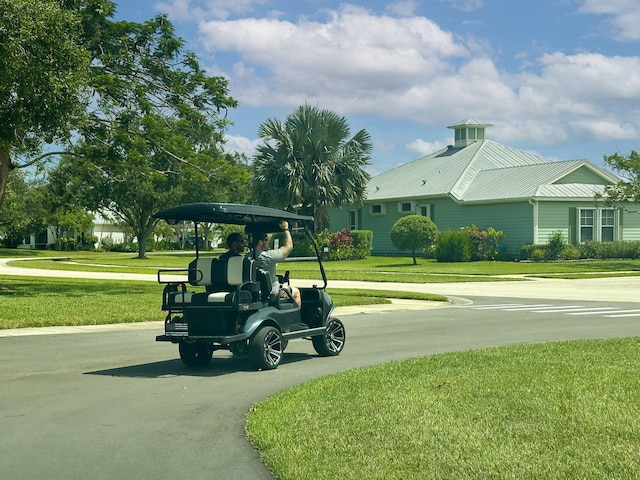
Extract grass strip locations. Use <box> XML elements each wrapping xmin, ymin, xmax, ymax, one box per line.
<box><xmin>247</xmin><ymin>338</ymin><xmax>640</xmax><ymax>480</ymax></box>
<box><xmin>0</xmin><ymin>277</ymin><xmax>442</xmax><ymax>329</ymax></box>
<box><xmin>0</xmin><ymin>276</ymin><xmax>163</xmax><ymax>329</ymax></box>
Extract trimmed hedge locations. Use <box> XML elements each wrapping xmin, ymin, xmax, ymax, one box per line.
<box><xmin>520</xmin><ymin>240</ymin><xmax>640</xmax><ymax>261</ymax></box>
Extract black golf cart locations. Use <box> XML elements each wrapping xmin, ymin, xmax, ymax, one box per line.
<box><xmin>154</xmin><ymin>202</ymin><xmax>346</xmax><ymax>371</ymax></box>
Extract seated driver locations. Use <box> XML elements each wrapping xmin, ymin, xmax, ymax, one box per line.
<box><xmin>253</xmin><ymin>220</ymin><xmax>301</xmax><ymax>307</ymax></box>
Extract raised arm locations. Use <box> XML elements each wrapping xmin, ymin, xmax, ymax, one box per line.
<box><xmin>278</xmin><ymin>220</ymin><xmax>293</xmax><ymax>258</ymax></box>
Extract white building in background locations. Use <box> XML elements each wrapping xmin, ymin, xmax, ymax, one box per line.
<box><xmin>17</xmin><ymin>212</ymin><xmax>127</xmax><ymax>249</ymax></box>
<box><xmin>92</xmin><ymin>212</ymin><xmax>127</xmax><ymax>247</ymax></box>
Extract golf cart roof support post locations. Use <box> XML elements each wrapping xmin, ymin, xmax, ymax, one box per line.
<box><xmin>304</xmin><ymin>223</ymin><xmax>328</xmax><ymax>289</ymax></box>
<box><xmin>193</xmin><ymin>222</ymin><xmax>200</xmax><ymax>257</ymax></box>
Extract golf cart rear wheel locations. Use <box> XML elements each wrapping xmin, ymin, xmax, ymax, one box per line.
<box><xmin>249</xmin><ymin>326</ymin><xmax>284</xmax><ymax>370</ymax></box>
<box><xmin>312</xmin><ymin>318</ymin><xmax>346</xmax><ymax>357</ymax></box>
<box><xmin>179</xmin><ymin>341</ymin><xmax>212</xmax><ymax>368</ymax></box>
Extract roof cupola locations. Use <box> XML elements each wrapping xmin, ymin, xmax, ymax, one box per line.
<box><xmin>447</xmin><ymin>118</ymin><xmax>493</xmax><ymax>148</ymax></box>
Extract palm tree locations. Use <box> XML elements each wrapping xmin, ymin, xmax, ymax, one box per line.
<box><xmin>252</xmin><ymin>104</ymin><xmax>372</xmax><ymax>230</ymax></box>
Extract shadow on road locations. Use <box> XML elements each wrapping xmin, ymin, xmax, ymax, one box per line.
<box><xmin>85</xmin><ymin>351</ymin><xmax>317</xmax><ymax>378</ymax></box>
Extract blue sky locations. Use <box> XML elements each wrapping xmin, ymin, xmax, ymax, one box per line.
<box><xmin>113</xmin><ymin>0</ymin><xmax>640</xmax><ymax>175</ymax></box>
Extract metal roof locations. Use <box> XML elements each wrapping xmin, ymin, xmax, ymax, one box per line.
<box><xmin>365</xmin><ymin>139</ymin><xmax>619</xmax><ymax>203</ymax></box>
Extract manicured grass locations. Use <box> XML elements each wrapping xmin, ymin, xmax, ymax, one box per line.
<box><xmin>246</xmin><ymin>338</ymin><xmax>640</xmax><ymax>480</ymax></box>
<box><xmin>0</xmin><ymin>276</ymin><xmax>163</xmax><ymax>329</ymax></box>
<box><xmin>5</xmin><ymin>249</ymin><xmax>640</xmax><ymax>282</ymax></box>
<box><xmin>0</xmin><ymin>276</ymin><xmax>444</xmax><ymax>329</ymax></box>
<box><xmin>327</xmin><ymin>288</ymin><xmax>447</xmax><ymax>306</ymax></box>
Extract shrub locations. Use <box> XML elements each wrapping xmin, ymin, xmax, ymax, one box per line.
<box><xmin>327</xmin><ymin>229</ymin><xmax>354</xmax><ymax>261</ymax></box>
<box><xmin>560</xmin><ymin>246</ymin><xmax>580</xmax><ymax>260</ymax></box>
<box><xmin>290</xmin><ymin>229</ymin><xmax>372</xmax><ymax>260</ymax></box>
<box><xmin>435</xmin><ymin>230</ymin><xmax>472</xmax><ymax>262</ymax></box>
<box><xmin>460</xmin><ymin>225</ymin><xmax>505</xmax><ymax>260</ymax></box>
<box><xmin>578</xmin><ymin>240</ymin><xmax>640</xmax><ymax>259</ymax></box>
<box><xmin>546</xmin><ymin>231</ymin><xmax>567</xmax><ymax>260</ymax></box>
<box><xmin>530</xmin><ymin>248</ymin><xmax>547</xmax><ymax>262</ymax></box>
<box><xmin>390</xmin><ymin>215</ymin><xmax>438</xmax><ymax>265</ymax></box>
<box><xmin>350</xmin><ymin>230</ymin><xmax>373</xmax><ymax>260</ymax></box>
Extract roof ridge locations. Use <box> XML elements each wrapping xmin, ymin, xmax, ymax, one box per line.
<box><xmin>449</xmin><ymin>140</ymin><xmax>487</xmax><ymax>199</ymax></box>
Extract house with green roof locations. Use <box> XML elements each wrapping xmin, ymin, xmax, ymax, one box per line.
<box><xmin>328</xmin><ymin>119</ymin><xmax>640</xmax><ymax>256</ymax></box>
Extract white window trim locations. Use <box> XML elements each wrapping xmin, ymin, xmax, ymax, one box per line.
<box><xmin>398</xmin><ymin>201</ymin><xmax>415</xmax><ymax>214</ymax></box>
<box><xmin>369</xmin><ymin>203</ymin><xmax>386</xmax><ymax>216</ymax></box>
<box><xmin>577</xmin><ymin>207</ymin><xmax>619</xmax><ymax>243</ymax></box>
<box><xmin>417</xmin><ymin>204</ymin><xmax>431</xmax><ymax>218</ymax></box>
<box><xmin>348</xmin><ymin>209</ymin><xmax>358</xmax><ymax>230</ymax></box>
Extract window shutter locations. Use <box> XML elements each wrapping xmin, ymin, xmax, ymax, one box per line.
<box><xmin>430</xmin><ymin>204</ymin><xmax>435</xmax><ymax>222</ymax></box>
<box><xmin>618</xmin><ymin>208</ymin><xmax>623</xmax><ymax>240</ymax></box>
<box><xmin>569</xmin><ymin>207</ymin><xmax>576</xmax><ymax>244</ymax></box>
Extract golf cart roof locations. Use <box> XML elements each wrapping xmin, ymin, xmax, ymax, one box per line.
<box><xmin>154</xmin><ymin>203</ymin><xmax>314</xmax><ymax>226</ymax></box>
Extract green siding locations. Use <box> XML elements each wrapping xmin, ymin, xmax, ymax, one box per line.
<box><xmin>328</xmin><ymin>199</ymin><xmax>640</xmax><ymax>256</ymax></box>
<box><xmin>432</xmin><ymin>201</ymin><xmax>534</xmax><ymax>254</ymax></box>
<box><xmin>555</xmin><ymin>167</ymin><xmax>611</xmax><ymax>185</ymax></box>
<box><xmin>329</xmin><ymin>200</ymin><xmax>534</xmax><ymax>255</ymax></box>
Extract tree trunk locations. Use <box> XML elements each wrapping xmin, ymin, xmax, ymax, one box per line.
<box><xmin>0</xmin><ymin>147</ymin><xmax>15</xmax><ymax>210</ymax></box>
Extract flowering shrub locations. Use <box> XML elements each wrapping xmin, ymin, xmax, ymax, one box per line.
<box><xmin>312</xmin><ymin>229</ymin><xmax>372</xmax><ymax>260</ymax></box>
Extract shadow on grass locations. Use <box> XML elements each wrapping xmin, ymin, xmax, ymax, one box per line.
<box><xmin>85</xmin><ymin>352</ymin><xmax>316</xmax><ymax>378</ymax></box>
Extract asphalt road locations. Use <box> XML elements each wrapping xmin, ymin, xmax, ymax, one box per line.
<box><xmin>2</xmin><ymin>293</ymin><xmax>640</xmax><ymax>479</ymax></box>
<box><xmin>2</xmin><ymin>261</ymin><xmax>640</xmax><ymax>479</ymax></box>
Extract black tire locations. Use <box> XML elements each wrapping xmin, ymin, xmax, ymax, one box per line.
<box><xmin>249</xmin><ymin>326</ymin><xmax>284</xmax><ymax>370</ymax></box>
<box><xmin>312</xmin><ymin>318</ymin><xmax>346</xmax><ymax>357</ymax></box>
<box><xmin>179</xmin><ymin>341</ymin><xmax>212</xmax><ymax>368</ymax></box>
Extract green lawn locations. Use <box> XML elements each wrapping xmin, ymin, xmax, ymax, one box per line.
<box><xmin>0</xmin><ymin>275</ymin><xmax>446</xmax><ymax>329</ymax></box>
<box><xmin>247</xmin><ymin>338</ymin><xmax>640</xmax><ymax>480</ymax></box>
<box><xmin>5</xmin><ymin>249</ymin><xmax>640</xmax><ymax>282</ymax></box>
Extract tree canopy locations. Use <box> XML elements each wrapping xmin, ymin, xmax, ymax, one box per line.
<box><xmin>0</xmin><ymin>0</ymin><xmax>240</xmax><ymax>257</ymax></box>
<box><xmin>390</xmin><ymin>215</ymin><xmax>438</xmax><ymax>265</ymax></box>
<box><xmin>252</xmin><ymin>104</ymin><xmax>372</xmax><ymax>230</ymax></box>
<box><xmin>601</xmin><ymin>150</ymin><xmax>640</xmax><ymax>205</ymax></box>
<box><xmin>0</xmin><ymin>0</ymin><xmax>92</xmax><ymax>205</ymax></box>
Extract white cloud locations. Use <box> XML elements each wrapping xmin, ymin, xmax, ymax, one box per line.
<box><xmin>578</xmin><ymin>0</ymin><xmax>640</xmax><ymax>41</ymax></box>
<box><xmin>223</xmin><ymin>134</ymin><xmax>261</xmax><ymax>157</ymax></box>
<box><xmin>192</xmin><ymin>3</ymin><xmax>640</xmax><ymax>151</ymax></box>
<box><xmin>386</xmin><ymin>0</ymin><xmax>419</xmax><ymax>17</ymax></box>
<box><xmin>445</xmin><ymin>0</ymin><xmax>485</xmax><ymax>13</ymax></box>
<box><xmin>406</xmin><ymin>138</ymin><xmax>450</xmax><ymax>155</ymax></box>
<box><xmin>155</xmin><ymin>0</ymin><xmax>268</xmax><ymax>21</ymax></box>
<box><xmin>198</xmin><ymin>4</ymin><xmax>468</xmax><ymax>109</ymax></box>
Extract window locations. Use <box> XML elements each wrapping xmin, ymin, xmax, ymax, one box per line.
<box><xmin>468</xmin><ymin>128</ymin><xmax>476</xmax><ymax>140</ymax></box>
<box><xmin>398</xmin><ymin>201</ymin><xmax>415</xmax><ymax>213</ymax></box>
<box><xmin>348</xmin><ymin>210</ymin><xmax>358</xmax><ymax>230</ymax></box>
<box><xmin>577</xmin><ymin>208</ymin><xmax>618</xmax><ymax>243</ymax></box>
<box><xmin>418</xmin><ymin>204</ymin><xmax>431</xmax><ymax>218</ymax></box>
<box><xmin>579</xmin><ymin>209</ymin><xmax>594</xmax><ymax>242</ymax></box>
<box><xmin>370</xmin><ymin>203</ymin><xmax>386</xmax><ymax>216</ymax></box>
<box><xmin>601</xmin><ymin>209</ymin><xmax>615</xmax><ymax>242</ymax></box>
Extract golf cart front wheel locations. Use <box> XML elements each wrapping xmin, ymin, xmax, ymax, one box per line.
<box><xmin>312</xmin><ymin>318</ymin><xmax>346</xmax><ymax>356</ymax></box>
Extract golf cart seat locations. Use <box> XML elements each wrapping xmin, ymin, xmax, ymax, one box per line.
<box><xmin>170</xmin><ymin>256</ymin><xmax>259</xmax><ymax>308</ymax></box>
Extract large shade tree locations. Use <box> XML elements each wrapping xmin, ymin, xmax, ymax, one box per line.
<box><xmin>0</xmin><ymin>0</ymin><xmax>91</xmax><ymax>207</ymax></box>
<box><xmin>252</xmin><ymin>104</ymin><xmax>372</xmax><ymax>230</ymax></box>
<box><xmin>0</xmin><ymin>0</ymin><xmax>239</xmax><ymax>257</ymax></box>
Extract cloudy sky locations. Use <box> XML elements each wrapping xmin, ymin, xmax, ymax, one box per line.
<box><xmin>114</xmin><ymin>0</ymin><xmax>640</xmax><ymax>175</ymax></box>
